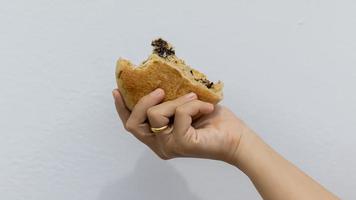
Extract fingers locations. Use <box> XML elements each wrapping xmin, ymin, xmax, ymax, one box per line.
<box><xmin>147</xmin><ymin>92</ymin><xmax>197</xmax><ymax>128</ymax></box>
<box><xmin>113</xmin><ymin>89</ymin><xmax>130</xmax><ymax>124</ymax></box>
<box><xmin>113</xmin><ymin>87</ymin><xmax>216</xmax><ymax>161</ymax></box>
<box><xmin>113</xmin><ymin>89</ymin><xmax>152</xmax><ymax>143</ymax></box>
<box><xmin>174</xmin><ymin>100</ymin><xmax>214</xmax><ymax>137</ymax></box>
<box><xmin>125</xmin><ymin>88</ymin><xmax>165</xmax><ymax>141</ymax></box>
<box><xmin>113</xmin><ymin>88</ymin><xmax>164</xmax><ymax>143</ymax></box>
<box><xmin>127</xmin><ymin>88</ymin><xmax>165</xmax><ymax>125</ymax></box>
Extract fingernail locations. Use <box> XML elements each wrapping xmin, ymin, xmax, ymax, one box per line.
<box><xmin>185</xmin><ymin>92</ymin><xmax>197</xmax><ymax>100</ymax></box>
<box><xmin>151</xmin><ymin>88</ymin><xmax>163</xmax><ymax>96</ymax></box>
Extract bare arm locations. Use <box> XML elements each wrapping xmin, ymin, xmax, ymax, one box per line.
<box><xmin>233</xmin><ymin>130</ymin><xmax>339</xmax><ymax>200</ymax></box>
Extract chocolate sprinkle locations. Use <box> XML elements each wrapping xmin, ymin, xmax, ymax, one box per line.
<box><xmin>199</xmin><ymin>79</ymin><xmax>214</xmax><ymax>88</ymax></box>
<box><xmin>151</xmin><ymin>38</ymin><xmax>213</xmax><ymax>89</ymax></box>
<box><xmin>151</xmin><ymin>38</ymin><xmax>175</xmax><ymax>58</ymax></box>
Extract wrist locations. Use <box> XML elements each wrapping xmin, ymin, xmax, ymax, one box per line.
<box><xmin>229</xmin><ymin>127</ymin><xmax>260</xmax><ymax>170</ymax></box>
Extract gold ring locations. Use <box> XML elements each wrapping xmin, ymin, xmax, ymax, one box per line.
<box><xmin>150</xmin><ymin>124</ymin><xmax>171</xmax><ymax>134</ymax></box>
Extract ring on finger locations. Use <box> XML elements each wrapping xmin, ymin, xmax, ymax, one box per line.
<box><xmin>150</xmin><ymin>124</ymin><xmax>173</xmax><ymax>135</ymax></box>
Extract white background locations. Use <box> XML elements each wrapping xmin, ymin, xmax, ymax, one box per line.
<box><xmin>1</xmin><ymin>0</ymin><xmax>355</xmax><ymax>199</ymax></box>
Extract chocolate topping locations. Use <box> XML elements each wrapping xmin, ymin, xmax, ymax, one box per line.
<box><xmin>151</xmin><ymin>38</ymin><xmax>175</xmax><ymax>58</ymax></box>
<box><xmin>190</xmin><ymin>69</ymin><xmax>214</xmax><ymax>88</ymax></box>
<box><xmin>198</xmin><ymin>78</ymin><xmax>214</xmax><ymax>88</ymax></box>
<box><xmin>152</xmin><ymin>38</ymin><xmax>214</xmax><ymax>89</ymax></box>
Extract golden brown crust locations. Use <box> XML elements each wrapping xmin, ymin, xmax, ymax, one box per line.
<box><xmin>115</xmin><ymin>56</ymin><xmax>223</xmax><ymax>111</ymax></box>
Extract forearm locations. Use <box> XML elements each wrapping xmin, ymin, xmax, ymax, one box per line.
<box><xmin>232</xmin><ymin>130</ymin><xmax>339</xmax><ymax>200</ymax></box>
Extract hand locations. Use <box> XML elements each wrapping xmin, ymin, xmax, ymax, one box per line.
<box><xmin>113</xmin><ymin>88</ymin><xmax>250</xmax><ymax>164</ymax></box>
<box><xmin>113</xmin><ymin>88</ymin><xmax>339</xmax><ymax>200</ymax></box>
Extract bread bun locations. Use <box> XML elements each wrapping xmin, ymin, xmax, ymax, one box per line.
<box><xmin>115</xmin><ymin>38</ymin><xmax>223</xmax><ymax>110</ymax></box>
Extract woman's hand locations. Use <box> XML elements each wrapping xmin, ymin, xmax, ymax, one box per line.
<box><xmin>113</xmin><ymin>88</ymin><xmax>249</xmax><ymax>164</ymax></box>
<box><xmin>113</xmin><ymin>88</ymin><xmax>339</xmax><ymax>200</ymax></box>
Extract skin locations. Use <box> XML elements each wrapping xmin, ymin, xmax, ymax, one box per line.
<box><xmin>113</xmin><ymin>88</ymin><xmax>339</xmax><ymax>200</ymax></box>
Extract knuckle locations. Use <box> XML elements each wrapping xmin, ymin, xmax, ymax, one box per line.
<box><xmin>146</xmin><ymin>107</ymin><xmax>158</xmax><ymax>117</ymax></box>
<box><xmin>190</xmin><ymin>99</ymin><xmax>199</xmax><ymax>104</ymax></box>
<box><xmin>125</xmin><ymin>121</ymin><xmax>135</xmax><ymax>132</ymax></box>
<box><xmin>175</xmin><ymin>106</ymin><xmax>186</xmax><ymax>115</ymax></box>
<box><xmin>137</xmin><ymin>95</ymin><xmax>149</xmax><ymax>105</ymax></box>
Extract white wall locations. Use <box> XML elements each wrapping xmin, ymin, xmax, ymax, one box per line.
<box><xmin>1</xmin><ymin>0</ymin><xmax>355</xmax><ymax>199</ymax></box>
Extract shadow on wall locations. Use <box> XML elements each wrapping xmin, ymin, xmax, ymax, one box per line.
<box><xmin>98</xmin><ymin>151</ymin><xmax>202</xmax><ymax>200</ymax></box>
